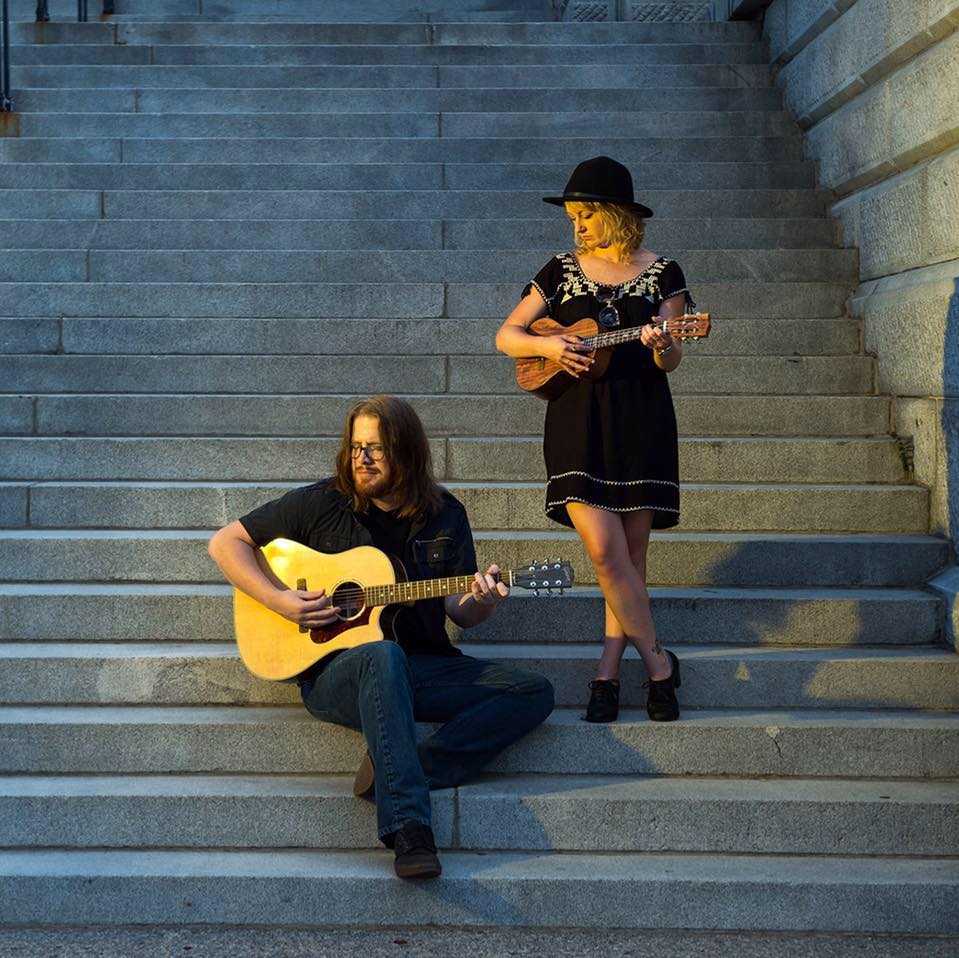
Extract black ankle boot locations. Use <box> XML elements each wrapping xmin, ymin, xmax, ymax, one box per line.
<box><xmin>584</xmin><ymin>678</ymin><xmax>620</xmax><ymax>723</ymax></box>
<box><xmin>645</xmin><ymin>650</ymin><xmax>681</xmax><ymax>722</ymax></box>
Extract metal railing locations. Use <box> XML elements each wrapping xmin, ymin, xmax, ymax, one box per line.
<box><xmin>35</xmin><ymin>0</ymin><xmax>115</xmax><ymax>21</ymax></box>
<box><xmin>1</xmin><ymin>0</ymin><xmax>11</xmax><ymax>112</ymax></box>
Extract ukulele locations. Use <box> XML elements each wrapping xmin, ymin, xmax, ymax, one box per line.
<box><xmin>233</xmin><ymin>539</ymin><xmax>575</xmax><ymax>681</ymax></box>
<box><xmin>516</xmin><ymin>312</ymin><xmax>711</xmax><ymax>401</ymax></box>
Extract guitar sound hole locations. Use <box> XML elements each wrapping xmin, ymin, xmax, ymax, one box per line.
<box><xmin>331</xmin><ymin>581</ymin><xmax>365</xmax><ymax>621</ymax></box>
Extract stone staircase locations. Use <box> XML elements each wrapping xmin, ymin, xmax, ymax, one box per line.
<box><xmin>1</xmin><ymin>0</ymin><xmax>957</xmax><ymax>934</ymax></box>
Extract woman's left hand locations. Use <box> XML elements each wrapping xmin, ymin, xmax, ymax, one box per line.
<box><xmin>641</xmin><ymin>321</ymin><xmax>674</xmax><ymax>352</ymax></box>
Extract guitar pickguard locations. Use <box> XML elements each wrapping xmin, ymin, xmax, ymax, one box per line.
<box><xmin>309</xmin><ymin>607</ymin><xmax>373</xmax><ymax>645</ymax></box>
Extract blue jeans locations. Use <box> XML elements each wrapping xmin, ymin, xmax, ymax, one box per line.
<box><xmin>299</xmin><ymin>641</ymin><xmax>554</xmax><ymax>841</ymax></box>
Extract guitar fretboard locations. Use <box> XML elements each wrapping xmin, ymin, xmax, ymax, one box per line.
<box><xmin>364</xmin><ymin>571</ymin><xmax>507</xmax><ymax>608</ymax></box>
<box><xmin>581</xmin><ymin>318</ymin><xmax>704</xmax><ymax>351</ymax></box>
<box><xmin>581</xmin><ymin>325</ymin><xmax>650</xmax><ymax>349</ymax></box>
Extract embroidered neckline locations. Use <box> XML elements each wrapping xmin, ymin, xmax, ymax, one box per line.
<box><xmin>570</xmin><ymin>253</ymin><xmax>666</xmax><ymax>289</ymax></box>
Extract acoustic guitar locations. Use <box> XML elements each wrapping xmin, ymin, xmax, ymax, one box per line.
<box><xmin>516</xmin><ymin>313</ymin><xmax>711</xmax><ymax>401</ymax></box>
<box><xmin>234</xmin><ymin>538</ymin><xmax>575</xmax><ymax>681</ymax></box>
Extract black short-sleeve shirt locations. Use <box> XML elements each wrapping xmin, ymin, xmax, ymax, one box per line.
<box><xmin>238</xmin><ymin>478</ymin><xmax>476</xmax><ymax>657</ymax></box>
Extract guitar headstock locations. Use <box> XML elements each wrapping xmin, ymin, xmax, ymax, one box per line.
<box><xmin>509</xmin><ymin>559</ymin><xmax>575</xmax><ymax>596</ymax></box>
<box><xmin>663</xmin><ymin>312</ymin><xmax>711</xmax><ymax>341</ymax></box>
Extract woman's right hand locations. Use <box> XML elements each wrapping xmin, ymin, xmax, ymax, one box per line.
<box><xmin>547</xmin><ymin>334</ymin><xmax>593</xmax><ymax>377</ymax></box>
<box><xmin>271</xmin><ymin>589</ymin><xmax>341</xmax><ymax>629</ymax></box>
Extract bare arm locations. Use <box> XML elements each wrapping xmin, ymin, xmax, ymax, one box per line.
<box><xmin>495</xmin><ymin>291</ymin><xmax>594</xmax><ymax>376</ymax></box>
<box><xmin>444</xmin><ymin>564</ymin><xmax>509</xmax><ymax>629</ymax></box>
<box><xmin>640</xmin><ymin>293</ymin><xmax>685</xmax><ymax>373</ymax></box>
<box><xmin>208</xmin><ymin>520</ymin><xmax>340</xmax><ymax>629</ymax></box>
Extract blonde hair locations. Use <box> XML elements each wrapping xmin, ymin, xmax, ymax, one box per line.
<box><xmin>567</xmin><ymin>201</ymin><xmax>646</xmax><ymax>263</ymax></box>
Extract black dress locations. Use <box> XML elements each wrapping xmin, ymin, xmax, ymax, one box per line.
<box><xmin>523</xmin><ymin>252</ymin><xmax>694</xmax><ymax>530</ymax></box>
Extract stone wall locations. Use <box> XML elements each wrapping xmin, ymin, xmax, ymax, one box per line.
<box><xmin>722</xmin><ymin>0</ymin><xmax>959</xmax><ymax>549</ymax></box>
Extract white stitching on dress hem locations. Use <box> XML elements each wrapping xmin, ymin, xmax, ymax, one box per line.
<box><xmin>549</xmin><ymin>470</ymin><xmax>679</xmax><ymax>489</ymax></box>
<box><xmin>546</xmin><ymin>497</ymin><xmax>680</xmax><ymax>515</ymax></box>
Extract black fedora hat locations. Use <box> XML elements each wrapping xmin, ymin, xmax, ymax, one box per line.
<box><xmin>543</xmin><ymin>156</ymin><xmax>653</xmax><ymax>218</ymax></box>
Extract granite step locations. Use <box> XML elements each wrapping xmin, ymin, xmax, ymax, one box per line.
<box><xmin>0</xmin><ymin>530</ymin><xmax>947</xmax><ymax>587</ymax></box>
<box><xmin>0</xmin><ymin>355</ymin><xmax>877</xmax><ymax>398</ymax></box>
<box><xmin>8</xmin><ymin>21</ymin><xmax>761</xmax><ymax>46</ymax></box>
<box><xmin>5</xmin><ymin>392</ymin><xmax>884</xmax><ymax>435</ymax></box>
<box><xmin>5</xmin><ymin>480</ymin><xmax>927</xmax><ymax>535</ymax></box>
<box><xmin>0</xmin><ymin>281</ymin><xmax>854</xmax><ymax>319</ymax></box>
<box><xmin>0</xmin><ymin>216</ymin><xmax>838</xmax><ymax>250</ymax></box>
<box><xmin>0</xmin><ymin>137</ymin><xmax>808</xmax><ymax>164</ymax></box>
<box><xmin>0</xmin><ymin>190</ymin><xmax>102</xmax><ymax>219</ymax></box>
<box><xmin>92</xmin><ymin>188</ymin><xmax>831</xmax><ymax>220</ymax></box>
<box><xmin>456</xmin><ymin>355</ymin><xmax>873</xmax><ymax>396</ymax></box>
<box><xmin>0</xmin><ymin>188</ymin><xmax>829</xmax><ymax>222</ymax></box>
<box><xmin>2</xmin><ymin>704</ymin><xmax>957</xmax><ymax>778</ymax></box>
<box><xmin>10</xmin><ymin>64</ymin><xmax>776</xmax><ymax>88</ymax></box>
<box><xmin>0</xmin><ymin>161</ymin><xmax>815</xmax><ymax>192</ymax></box>
<box><xmin>0</xmin><ymin>584</ymin><xmax>941</xmax><ymax>648</ymax></box>
<box><xmin>19</xmin><ymin>318</ymin><xmax>863</xmax><ymax>359</ymax></box>
<box><xmin>1</xmin><ymin>643</ymin><xmax>955</xmax><ymax>710</ymax></box>
<box><xmin>9</xmin><ymin>111</ymin><xmax>800</xmax><ymax>139</ymax></box>
<box><xmin>0</xmin><ymin>247</ymin><xmax>853</xmax><ymax>283</ymax></box>
<box><xmin>7</xmin><ymin>0</ymin><xmax>558</xmax><ymax>23</ymax></box>
<box><xmin>0</xmin><ymin>847</ymin><xmax>954</xmax><ymax>932</ymax></box>
<box><xmin>2</xmin><ymin>773</ymin><xmax>956</xmax><ymax>856</ymax></box>
<box><xmin>11</xmin><ymin>87</ymin><xmax>786</xmax><ymax>114</ymax></box>
<box><xmin>11</xmin><ymin>42</ymin><xmax>770</xmax><ymax>67</ymax></box>
<box><xmin>0</xmin><ymin>436</ymin><xmax>904</xmax><ymax>484</ymax></box>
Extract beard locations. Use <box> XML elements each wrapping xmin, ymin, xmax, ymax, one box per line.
<box><xmin>353</xmin><ymin>467</ymin><xmax>392</xmax><ymax>501</ymax></box>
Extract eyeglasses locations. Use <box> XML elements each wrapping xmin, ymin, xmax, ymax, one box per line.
<box><xmin>350</xmin><ymin>442</ymin><xmax>386</xmax><ymax>461</ymax></box>
<box><xmin>596</xmin><ymin>286</ymin><xmax>621</xmax><ymax>329</ymax></box>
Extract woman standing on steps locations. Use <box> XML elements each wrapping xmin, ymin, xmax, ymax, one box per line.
<box><xmin>495</xmin><ymin>156</ymin><xmax>692</xmax><ymax>723</ymax></box>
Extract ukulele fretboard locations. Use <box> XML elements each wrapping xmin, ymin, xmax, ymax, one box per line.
<box><xmin>582</xmin><ymin>326</ymin><xmax>649</xmax><ymax>349</ymax></box>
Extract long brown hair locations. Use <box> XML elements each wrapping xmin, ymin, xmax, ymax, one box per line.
<box><xmin>333</xmin><ymin>396</ymin><xmax>443</xmax><ymax>520</ymax></box>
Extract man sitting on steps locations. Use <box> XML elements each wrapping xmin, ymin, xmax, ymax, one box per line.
<box><xmin>208</xmin><ymin>395</ymin><xmax>555</xmax><ymax>880</ymax></box>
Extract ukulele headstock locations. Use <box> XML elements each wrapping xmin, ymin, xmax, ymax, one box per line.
<box><xmin>663</xmin><ymin>312</ymin><xmax>711</xmax><ymax>341</ymax></box>
<box><xmin>510</xmin><ymin>558</ymin><xmax>575</xmax><ymax>597</ymax></box>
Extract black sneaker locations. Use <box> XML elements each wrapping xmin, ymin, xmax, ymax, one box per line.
<box><xmin>584</xmin><ymin>678</ymin><xmax>620</xmax><ymax>723</ymax></box>
<box><xmin>645</xmin><ymin>649</ymin><xmax>681</xmax><ymax>722</ymax></box>
<box><xmin>392</xmin><ymin>821</ymin><xmax>442</xmax><ymax>880</ymax></box>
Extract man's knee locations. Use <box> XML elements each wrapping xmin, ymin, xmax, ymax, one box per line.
<box><xmin>513</xmin><ymin>671</ymin><xmax>555</xmax><ymax>725</ymax></box>
<box><xmin>354</xmin><ymin>639</ymin><xmax>408</xmax><ymax>672</ymax></box>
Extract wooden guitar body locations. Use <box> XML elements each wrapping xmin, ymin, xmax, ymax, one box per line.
<box><xmin>234</xmin><ymin>540</ymin><xmax>396</xmax><ymax>681</ymax></box>
<box><xmin>515</xmin><ymin>317</ymin><xmax>608</xmax><ymax>400</ymax></box>
<box><xmin>515</xmin><ymin>312</ymin><xmax>711</xmax><ymax>401</ymax></box>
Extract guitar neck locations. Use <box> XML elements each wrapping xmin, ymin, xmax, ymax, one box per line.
<box><xmin>582</xmin><ymin>324</ymin><xmax>658</xmax><ymax>350</ymax></box>
<box><xmin>365</xmin><ymin>570</ymin><xmax>509</xmax><ymax>608</ymax></box>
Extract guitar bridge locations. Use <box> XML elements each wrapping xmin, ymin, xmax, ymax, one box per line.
<box><xmin>297</xmin><ymin>577</ymin><xmax>308</xmax><ymax>633</ymax></box>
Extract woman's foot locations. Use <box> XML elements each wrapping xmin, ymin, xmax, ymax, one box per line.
<box><xmin>584</xmin><ymin>678</ymin><xmax>620</xmax><ymax>723</ymax></box>
<box><xmin>646</xmin><ymin>649</ymin><xmax>681</xmax><ymax>722</ymax></box>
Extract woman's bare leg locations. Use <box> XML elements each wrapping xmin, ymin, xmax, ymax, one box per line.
<box><xmin>567</xmin><ymin>502</ymin><xmax>671</xmax><ymax>681</ymax></box>
<box><xmin>596</xmin><ymin>604</ymin><xmax>628</xmax><ymax>680</ymax></box>
<box><xmin>597</xmin><ymin>509</ymin><xmax>657</xmax><ymax>679</ymax></box>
